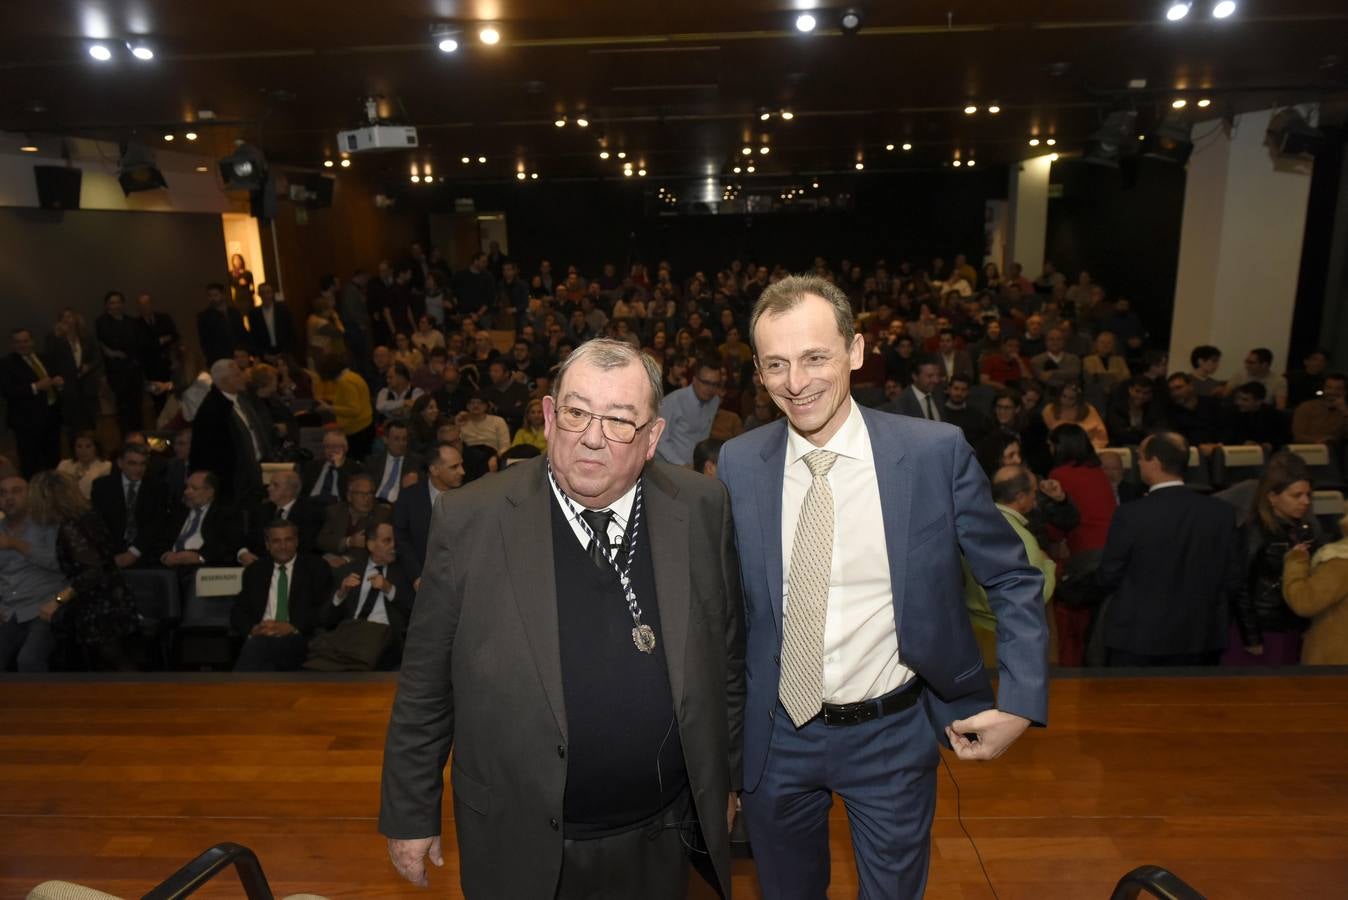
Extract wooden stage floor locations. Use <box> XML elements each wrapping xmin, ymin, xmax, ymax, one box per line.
<box><xmin>2</xmin><ymin>673</ymin><xmax>1346</xmax><ymax>899</ymax></box>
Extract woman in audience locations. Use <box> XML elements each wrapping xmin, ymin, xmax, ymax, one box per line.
<box><xmin>1047</xmin><ymin>423</ymin><xmax>1118</xmax><ymax>666</ymax></box>
<box><xmin>975</xmin><ymin>432</ymin><xmax>1023</xmax><ymax>479</ymax></box>
<box><xmin>408</xmin><ymin>394</ymin><xmax>442</xmax><ymax>457</ymax></box>
<box><xmin>56</xmin><ymin>431</ymin><xmax>112</xmax><ymax>500</ymax></box>
<box><xmin>1042</xmin><ymin>382</ymin><xmax>1108</xmax><ymax>450</ymax></box>
<box><xmin>1230</xmin><ymin>453</ymin><xmax>1323</xmax><ymax>666</ymax></box>
<box><xmin>1282</xmin><ymin>511</ymin><xmax>1348</xmax><ymax>664</ymax></box>
<box><xmin>28</xmin><ymin>471</ymin><xmax>138</xmax><ymax>671</ymax></box>
<box><xmin>228</xmin><ymin>253</ymin><xmax>254</xmax><ymax>310</ymax></box>
<box><xmin>393</xmin><ymin>331</ymin><xmax>425</xmax><ymax>372</ymax></box>
<box><xmin>312</xmin><ymin>352</ymin><xmax>374</xmax><ymax>460</ymax></box>
<box><xmin>411</xmin><ymin>314</ymin><xmax>446</xmax><ymax>357</ymax></box>
<box><xmin>306</xmin><ymin>293</ymin><xmax>346</xmax><ymax>369</ymax></box>
<box><xmin>511</xmin><ymin>399</ymin><xmax>547</xmax><ymax>452</ymax></box>
<box><xmin>1082</xmin><ymin>331</ymin><xmax>1131</xmax><ymax>393</ymax></box>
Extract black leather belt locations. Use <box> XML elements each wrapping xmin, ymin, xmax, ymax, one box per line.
<box><xmin>819</xmin><ymin>678</ymin><xmax>924</xmax><ymax>727</ymax></box>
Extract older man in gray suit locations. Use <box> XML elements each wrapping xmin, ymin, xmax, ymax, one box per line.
<box><xmin>380</xmin><ymin>338</ymin><xmax>744</xmax><ymax>898</ymax></box>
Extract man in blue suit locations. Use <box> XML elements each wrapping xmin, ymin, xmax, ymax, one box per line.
<box><xmin>718</xmin><ymin>275</ymin><xmax>1049</xmax><ymax>898</ymax></box>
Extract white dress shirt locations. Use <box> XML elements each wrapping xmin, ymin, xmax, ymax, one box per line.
<box><xmin>911</xmin><ymin>386</ymin><xmax>942</xmax><ymax>422</ymax></box>
<box><xmin>549</xmin><ymin>476</ymin><xmax>636</xmax><ymax>553</ymax></box>
<box><xmin>263</xmin><ymin>557</ymin><xmax>295</xmax><ymax>621</ymax></box>
<box><xmin>781</xmin><ymin>400</ymin><xmax>914</xmax><ymax>704</ymax></box>
<box><xmin>331</xmin><ymin>557</ymin><xmax>397</xmax><ymax>625</ymax></box>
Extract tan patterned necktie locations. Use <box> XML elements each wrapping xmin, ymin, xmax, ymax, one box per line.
<box><xmin>779</xmin><ymin>448</ymin><xmax>838</xmax><ymax>727</ymax></box>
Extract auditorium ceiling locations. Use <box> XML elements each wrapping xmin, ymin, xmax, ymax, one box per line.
<box><xmin>1</xmin><ymin>1</ymin><xmax>1346</xmax><ymax>187</ymax></box>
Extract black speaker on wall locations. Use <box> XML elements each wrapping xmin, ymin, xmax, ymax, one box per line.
<box><xmin>33</xmin><ymin>165</ymin><xmax>82</xmax><ymax>210</ymax></box>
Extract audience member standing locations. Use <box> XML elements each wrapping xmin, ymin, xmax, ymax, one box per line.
<box><xmin>313</xmin><ymin>353</ymin><xmax>375</xmax><ymax>460</ymax></box>
<box><xmin>135</xmin><ymin>293</ymin><xmax>179</xmax><ymax>415</ymax></box>
<box><xmin>197</xmin><ymin>282</ymin><xmax>249</xmax><ymax>365</ymax></box>
<box><xmin>96</xmin><ymin>291</ymin><xmax>145</xmax><ymax>438</ymax></box>
<box><xmin>189</xmin><ymin>359</ymin><xmax>268</xmax><ymax>506</ymax></box>
<box><xmin>1094</xmin><ymin>433</ymin><xmax>1244</xmax><ymax>666</ymax></box>
<box><xmin>1227</xmin><ymin>453</ymin><xmax>1322</xmax><ymax>666</ymax></box>
<box><xmin>1</xmin><ymin>327</ymin><xmax>64</xmax><ymax>477</ymax></box>
<box><xmin>228</xmin><ymin>253</ymin><xmax>255</xmax><ymax>310</ymax></box>
<box><xmin>46</xmin><ymin>308</ymin><xmax>102</xmax><ymax>437</ymax></box>
<box><xmin>247</xmin><ymin>282</ymin><xmax>299</xmax><ymax>362</ymax></box>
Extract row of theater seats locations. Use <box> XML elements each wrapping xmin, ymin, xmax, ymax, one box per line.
<box><xmin>1098</xmin><ymin>442</ymin><xmax>1345</xmax><ymax>492</ymax></box>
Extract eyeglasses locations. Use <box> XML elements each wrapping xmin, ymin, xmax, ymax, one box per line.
<box><xmin>554</xmin><ymin>405</ymin><xmax>649</xmax><ymax>444</ymax></box>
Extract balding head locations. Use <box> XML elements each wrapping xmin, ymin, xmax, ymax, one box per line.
<box><xmin>266</xmin><ymin>469</ymin><xmax>302</xmax><ymax>505</ymax></box>
<box><xmin>991</xmin><ymin>464</ymin><xmax>1037</xmax><ymax>515</ymax></box>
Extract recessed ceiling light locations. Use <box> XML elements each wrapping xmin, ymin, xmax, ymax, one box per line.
<box><xmin>516</xmin><ymin>171</ymin><xmax>526</xmax><ymax>181</ymax></box>
<box><xmin>184</xmin><ymin>132</ymin><xmax>198</xmax><ymax>141</ymax></box>
<box><xmin>163</xmin><ymin>134</ymin><xmax>174</xmax><ymax>142</ymax></box>
<box><xmin>617</xmin><ymin>151</ymin><xmax>627</xmax><ymax>159</ymax></box>
<box><xmin>194</xmin><ymin>165</ymin><xmax>209</xmax><ymax>173</ymax></box>
<box><xmin>741</xmin><ymin>147</ymin><xmax>752</xmax><ymax>156</ymax></box>
<box><xmin>902</xmin><ymin>143</ymin><xmax>912</xmax><ymax>151</ymax></box>
<box><xmin>780</xmin><ymin>110</ymin><xmax>794</xmax><ymax>121</ymax></box>
<box><xmin>1046</xmin><ymin>138</ymin><xmax>1057</xmax><ymax>146</ymax></box>
<box><xmin>479</xmin><ymin>26</ymin><xmax>501</xmax><ymax>45</ymax></box>
<box><xmin>796</xmin><ymin>13</ymin><xmax>817</xmax><ymax>33</ymax></box>
<box><xmin>638</xmin><ymin>168</ymin><xmax>647</xmax><ymax>176</ymax></box>
<box><xmin>340</xmin><ymin>159</ymin><xmax>351</xmax><ymax>168</ymax></box>
<box><xmin>323</xmin><ymin>159</ymin><xmax>334</xmax><ymax>168</ymax></box>
<box><xmin>531</xmin><ymin>172</ymin><xmax>539</xmax><ymax>179</ymax></box>
<box><xmin>854</xmin><ymin>162</ymin><xmax>864</xmax><ymax>170</ymax></box>
<box><xmin>886</xmin><ymin>143</ymin><xmax>895</xmax><ymax>151</ymax></box>
<box><xmin>812</xmin><ymin>179</ymin><xmax>820</xmax><ymax>188</ymax></box>
<box><xmin>1197</xmin><ymin>98</ymin><xmax>1211</xmax><ymax>108</ymax></box>
<box><xmin>623</xmin><ymin>169</ymin><xmax>633</xmax><ymax>177</ymax></box>
<box><xmin>746</xmin><ymin>164</ymin><xmax>755</xmax><ymax>173</ymax></box>
<box><xmin>1212</xmin><ymin>1</ymin><xmax>1235</xmax><ymax>18</ymax></box>
<box><xmin>600</xmin><ymin>150</ymin><xmax>610</xmax><ymax>159</ymax></box>
<box><xmin>760</xmin><ymin>112</ymin><xmax>771</xmax><ymax>121</ymax></box>
<box><xmin>987</xmin><ymin>105</ymin><xmax>1001</xmax><ymax>114</ymax></box>
<box><xmin>128</xmin><ymin>43</ymin><xmax>154</xmax><ymax>61</ymax></box>
<box><xmin>1166</xmin><ymin>2</ymin><xmax>1191</xmax><ymax>22</ymax></box>
<box><xmin>964</xmin><ymin>105</ymin><xmax>978</xmax><ymax>115</ymax></box>
<box><xmin>733</xmin><ymin>166</ymin><xmax>741</xmax><ymax>173</ymax></box>
<box><xmin>461</xmin><ymin>156</ymin><xmax>471</xmax><ymax>164</ymax></box>
<box><xmin>576</xmin><ymin>117</ymin><xmax>589</xmax><ymax>128</ymax></box>
<box><xmin>1029</xmin><ymin>138</ymin><xmax>1041</xmax><ymax>146</ymax></box>
<box><xmin>759</xmin><ymin>146</ymin><xmax>769</xmax><ymax>155</ymax></box>
<box><xmin>554</xmin><ymin>117</ymin><xmax>567</xmax><ymax>128</ymax></box>
<box><xmin>438</xmin><ymin>37</ymin><xmax>459</xmax><ymax>53</ymax></box>
<box><xmin>19</xmin><ymin>145</ymin><xmax>38</xmax><ymax>153</ymax></box>
<box><xmin>411</xmin><ymin>175</ymin><xmax>421</xmax><ymax>183</ymax></box>
<box><xmin>88</xmin><ymin>44</ymin><xmax>112</xmax><ymax>62</ymax></box>
<box><xmin>477</xmin><ymin>156</ymin><xmax>486</xmax><ymax>164</ymax></box>
<box><xmin>953</xmin><ymin>159</ymin><xmax>963</xmax><ymax>167</ymax></box>
<box><xmin>967</xmin><ymin>159</ymin><xmax>977</xmax><ymax>167</ymax></box>
<box><xmin>1172</xmin><ymin>98</ymin><xmax>1187</xmax><ymax>109</ymax></box>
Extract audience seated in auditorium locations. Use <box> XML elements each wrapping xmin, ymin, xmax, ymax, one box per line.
<box><xmin>1165</xmin><ymin>372</ymin><xmax>1225</xmax><ymax>454</ymax></box>
<box><xmin>394</xmin><ymin>442</ymin><xmax>465</xmax><ymax>588</ymax></box>
<box><xmin>512</xmin><ymin>399</ymin><xmax>548</xmax><ymax>452</ymax></box>
<box><xmin>458</xmin><ymin>391</ymin><xmax>512</xmax><ymax>457</ymax></box>
<box><xmin>303</xmin><ymin>430</ymin><xmax>363</xmax><ymax>503</ymax></box>
<box><xmin>481</xmin><ymin>358</ymin><xmax>531</xmax><ymax>431</ymax></box>
<box><xmin>1291</xmin><ymin>372</ymin><xmax>1348</xmax><ymax>446</ymax></box>
<box><xmin>1094</xmin><ymin>433</ymin><xmax>1243</xmax><ymax>667</ymax></box>
<box><xmin>367</xmin><ymin>421</ymin><xmax>424</xmax><ymax>505</ymax></box>
<box><xmin>92</xmin><ymin>442</ymin><xmax>169</xmax><ymax>569</ymax></box>
<box><xmin>657</xmin><ymin>356</ymin><xmax>722</xmax><ymax>466</ymax></box>
<box><xmin>1082</xmin><ymin>331</ymin><xmax>1130</xmax><ymax>395</ymax></box>
<box><xmin>1224</xmin><ymin>382</ymin><xmax>1290</xmax><ymax>452</ymax></box>
<box><xmin>317</xmin><ymin>473</ymin><xmax>392</xmax><ymax>565</ymax></box>
<box><xmin>1105</xmin><ymin>376</ymin><xmax>1164</xmax><ymax>448</ymax></box>
<box><xmin>56</xmin><ymin>431</ymin><xmax>112</xmax><ymax>500</ymax></box>
<box><xmin>1286</xmin><ymin>348</ymin><xmax>1328</xmax><ymax>408</ymax></box>
<box><xmin>161</xmin><ymin>471</ymin><xmax>243</xmax><ymax>572</ymax></box>
<box><xmin>1030</xmin><ymin>328</ymin><xmax>1082</xmax><ymax>392</ymax></box>
<box><xmin>375</xmin><ymin>363</ymin><xmax>422</xmax><ymax>423</ymax></box>
<box><xmin>232</xmin><ymin>518</ymin><xmax>333</xmax><ymax>672</ymax></box>
<box><xmin>1243</xmin><ymin>347</ymin><xmax>1288</xmax><ymax>410</ymax></box>
<box><xmin>942</xmin><ymin>374</ymin><xmax>991</xmax><ymax>445</ymax></box>
<box><xmin>979</xmin><ymin>336</ymin><xmax>1033</xmax><ymax>391</ymax></box>
<box><xmin>1042</xmin><ymin>382</ymin><xmax>1108</xmax><ymax>451</ymax></box>
<box><xmin>1282</xmin><ymin>514</ymin><xmax>1348</xmax><ymax>665</ymax></box>
<box><xmin>240</xmin><ymin>469</ymin><xmax>319</xmax><ymax>565</ymax></box>
<box><xmin>1099</xmin><ymin>451</ymin><xmax>1145</xmax><ymax>505</ymax></box>
<box><xmin>323</xmin><ymin>521</ymin><xmax>416</xmax><ymax>670</ymax></box>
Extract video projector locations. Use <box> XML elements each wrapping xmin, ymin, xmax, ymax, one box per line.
<box><xmin>337</xmin><ymin>124</ymin><xmax>419</xmax><ymax>154</ymax></box>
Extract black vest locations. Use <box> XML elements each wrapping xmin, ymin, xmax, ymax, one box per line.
<box><xmin>550</xmin><ymin>491</ymin><xmax>687</xmax><ymax>838</ymax></box>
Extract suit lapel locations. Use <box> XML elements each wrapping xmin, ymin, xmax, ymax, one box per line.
<box><xmin>756</xmin><ymin>426</ymin><xmax>787</xmax><ymax>634</ymax></box>
<box><xmin>862</xmin><ymin>408</ymin><xmax>913</xmax><ymax>634</ymax></box>
<box><xmin>499</xmin><ymin>459</ymin><xmax>568</xmax><ymax>740</ymax></box>
<box><xmin>644</xmin><ymin>466</ymin><xmax>690</xmax><ymax>716</ymax></box>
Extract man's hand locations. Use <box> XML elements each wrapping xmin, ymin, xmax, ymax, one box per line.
<box><xmin>250</xmin><ymin>620</ymin><xmax>298</xmax><ymax>638</ymax></box>
<box><xmin>388</xmin><ymin>835</ymin><xmax>443</xmax><ymax>888</ymax></box>
<box><xmin>37</xmin><ymin>598</ymin><xmax>60</xmax><ymax>622</ymax></box>
<box><xmin>946</xmin><ymin>709</ymin><xmax>1031</xmax><ymax>761</ymax></box>
<box><xmin>414</xmin><ymin>577</ymin><xmax>423</xmax><ymax>592</ymax></box>
<box><xmin>239</xmin><ymin>551</ymin><xmax>259</xmax><ymax>567</ymax></box>
<box><xmin>337</xmin><ymin>572</ymin><xmax>362</xmax><ymax>598</ymax></box>
<box><xmin>726</xmin><ymin>792</ymin><xmax>740</xmax><ymax>833</ymax></box>
<box><xmin>369</xmin><ymin>571</ymin><xmax>393</xmax><ymax>594</ymax></box>
<box><xmin>113</xmin><ymin>551</ymin><xmax>137</xmax><ymax>568</ymax></box>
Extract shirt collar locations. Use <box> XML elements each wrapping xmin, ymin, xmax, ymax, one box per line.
<box><xmin>996</xmin><ymin>503</ymin><xmax>1029</xmax><ymax>526</ymax></box>
<box><xmin>786</xmin><ymin>397</ymin><xmax>867</xmax><ymax>467</ymax></box>
<box><xmin>548</xmin><ymin>470</ymin><xmax>639</xmax><ymax>529</ymax></box>
<box><xmin>1149</xmin><ymin>480</ymin><xmax>1185</xmax><ymax>493</ymax></box>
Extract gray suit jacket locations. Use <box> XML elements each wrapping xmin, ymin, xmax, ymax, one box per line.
<box><xmin>379</xmin><ymin>456</ymin><xmax>745</xmax><ymax>898</ymax></box>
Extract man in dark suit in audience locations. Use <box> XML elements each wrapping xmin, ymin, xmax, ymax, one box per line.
<box><xmin>0</xmin><ymin>327</ymin><xmax>63</xmax><ymax>477</ymax></box>
<box><xmin>366</xmin><ymin>421</ymin><xmax>425</xmax><ymax>505</ymax></box>
<box><xmin>239</xmin><ymin>469</ymin><xmax>319</xmax><ymax>565</ymax></box>
<box><xmin>317</xmin><ymin>473</ymin><xmax>393</xmax><ymax>565</ymax></box>
<box><xmin>160</xmin><ymin>471</ymin><xmax>245</xmax><ymax>570</ymax></box>
<box><xmin>883</xmin><ymin>354</ymin><xmax>947</xmax><ymax>422</ymax></box>
<box><xmin>197</xmin><ymin>282</ymin><xmax>248</xmax><ymax>365</ymax></box>
<box><xmin>324</xmin><ymin>521</ymin><xmax>416</xmax><ymax>668</ymax></box>
<box><xmin>91</xmin><ymin>442</ymin><xmax>168</xmax><ymax>569</ymax></box>
<box><xmin>1094</xmin><ymin>432</ymin><xmax>1245</xmax><ymax>666</ymax></box>
<box><xmin>189</xmin><ymin>358</ymin><xmax>270</xmax><ymax>507</ymax></box>
<box><xmin>246</xmin><ymin>282</ymin><xmax>299</xmax><ymax>362</ymax></box>
<box><xmin>231</xmin><ymin>518</ymin><xmax>333</xmax><ymax>672</ymax></box>
<box><xmin>393</xmin><ymin>442</ymin><xmax>464</xmax><ymax>588</ymax></box>
<box><xmin>302</xmin><ymin>430</ymin><xmax>363</xmax><ymax>503</ymax></box>
<box><xmin>135</xmin><ymin>293</ymin><xmax>179</xmax><ymax>416</ymax></box>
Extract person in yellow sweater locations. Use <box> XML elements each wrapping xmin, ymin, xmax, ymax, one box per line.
<box><xmin>313</xmin><ymin>352</ymin><xmax>374</xmax><ymax>459</ymax></box>
<box><xmin>511</xmin><ymin>398</ymin><xmax>547</xmax><ymax>452</ymax></box>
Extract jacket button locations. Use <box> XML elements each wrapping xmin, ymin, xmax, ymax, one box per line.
<box><xmin>549</xmin><ymin>817</ymin><xmax>560</xmax><ymax>831</ymax></box>
<box><xmin>557</xmin><ymin>745</ymin><xmax>566</xmax><ymax>759</ymax></box>
<box><xmin>772</xmin><ymin>654</ymin><xmax>780</xmax><ymax>665</ymax></box>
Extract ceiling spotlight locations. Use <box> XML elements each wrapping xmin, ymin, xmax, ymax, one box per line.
<box><xmin>839</xmin><ymin>8</ymin><xmax>863</xmax><ymax>34</ymax></box>
<box><xmin>88</xmin><ymin>44</ymin><xmax>113</xmax><ymax>62</ymax></box>
<box><xmin>554</xmin><ymin>117</ymin><xmax>567</xmax><ymax>128</ymax></box>
<box><xmin>19</xmin><ymin>145</ymin><xmax>39</xmax><ymax>153</ymax></box>
<box><xmin>576</xmin><ymin>117</ymin><xmax>589</xmax><ymax>128</ymax></box>
<box><xmin>1166</xmin><ymin>2</ymin><xmax>1191</xmax><ymax>21</ymax></box>
<box><xmin>759</xmin><ymin>146</ymin><xmax>770</xmax><ymax>155</ymax></box>
<box><xmin>410</xmin><ymin>175</ymin><xmax>421</xmax><ymax>183</ymax></box>
<box><xmin>1046</xmin><ymin>138</ymin><xmax>1057</xmax><ymax>146</ymax></box>
<box><xmin>461</xmin><ymin>156</ymin><xmax>471</xmax><ymax>164</ymax></box>
<box><xmin>1212</xmin><ymin>0</ymin><xmax>1235</xmax><ymax>18</ymax></box>
<box><xmin>953</xmin><ymin>159</ymin><xmax>963</xmax><ymax>167</ymax></box>
<box><xmin>600</xmin><ymin>150</ymin><xmax>610</xmax><ymax>159</ymax></box>
<box><xmin>780</xmin><ymin>110</ymin><xmax>794</xmax><ymax>121</ymax></box>
<box><xmin>617</xmin><ymin>151</ymin><xmax>627</xmax><ymax>159</ymax></box>
<box><xmin>323</xmin><ymin>159</ymin><xmax>334</xmax><ymax>168</ymax></box>
<box><xmin>1049</xmin><ymin>152</ymin><xmax>1060</xmax><ymax>161</ymax></box>
<box><xmin>1172</xmin><ymin>98</ymin><xmax>1188</xmax><ymax>109</ymax></box>
<box><xmin>128</xmin><ymin>43</ymin><xmax>154</xmax><ymax>61</ymax></box>
<box><xmin>478</xmin><ymin>156</ymin><xmax>487</xmax><ymax>163</ymax></box>
<box><xmin>796</xmin><ymin>13</ymin><xmax>818</xmax><ymax>33</ymax></box>
<box><xmin>516</xmin><ymin>171</ymin><xmax>526</xmax><ymax>181</ymax></box>
<box><xmin>746</xmin><ymin>164</ymin><xmax>756</xmax><ymax>173</ymax></box>
<box><xmin>340</xmin><ymin>159</ymin><xmax>351</xmax><ymax>168</ymax></box>
<box><xmin>163</xmin><ymin>134</ymin><xmax>174</xmax><ymax>142</ymax></box>
<box><xmin>967</xmin><ymin>159</ymin><xmax>977</xmax><ymax>167</ymax></box>
<box><xmin>964</xmin><ymin>105</ymin><xmax>978</xmax><ymax>115</ymax></box>
<box><xmin>479</xmin><ymin>26</ymin><xmax>501</xmax><ymax>45</ymax></box>
<box><xmin>438</xmin><ymin>37</ymin><xmax>459</xmax><ymax>53</ymax></box>
<box><xmin>1197</xmin><ymin>98</ymin><xmax>1211</xmax><ymax>108</ymax></box>
<box><xmin>623</xmin><ymin>169</ymin><xmax>633</xmax><ymax>177</ymax></box>
<box><xmin>987</xmin><ymin>105</ymin><xmax>1001</xmax><ymax>114</ymax></box>
<box><xmin>1029</xmin><ymin>138</ymin><xmax>1041</xmax><ymax>146</ymax></box>
<box><xmin>184</xmin><ymin>132</ymin><xmax>198</xmax><ymax>141</ymax></box>
<box><xmin>531</xmin><ymin>172</ymin><xmax>539</xmax><ymax>179</ymax></box>
<box><xmin>854</xmin><ymin>161</ymin><xmax>864</xmax><ymax>170</ymax></box>
<box><xmin>733</xmin><ymin>166</ymin><xmax>741</xmax><ymax>173</ymax></box>
<box><xmin>760</xmin><ymin>112</ymin><xmax>772</xmax><ymax>121</ymax></box>
<box><xmin>741</xmin><ymin>146</ymin><xmax>752</xmax><ymax>156</ymax></box>
<box><xmin>638</xmin><ymin>168</ymin><xmax>647</xmax><ymax>176</ymax></box>
<box><xmin>885</xmin><ymin>143</ymin><xmax>895</xmax><ymax>151</ymax></box>
<box><xmin>902</xmin><ymin>143</ymin><xmax>912</xmax><ymax>151</ymax></box>
<box><xmin>194</xmin><ymin>165</ymin><xmax>209</xmax><ymax>173</ymax></box>
<box><xmin>811</xmin><ymin>178</ymin><xmax>819</xmax><ymax>188</ymax></box>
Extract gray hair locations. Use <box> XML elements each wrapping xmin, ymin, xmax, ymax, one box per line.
<box><xmin>208</xmin><ymin>358</ymin><xmax>238</xmax><ymax>383</ymax></box>
<box><xmin>750</xmin><ymin>274</ymin><xmax>856</xmax><ymax>351</ymax></box>
<box><xmin>552</xmin><ymin>338</ymin><xmax>663</xmax><ymax>419</ymax></box>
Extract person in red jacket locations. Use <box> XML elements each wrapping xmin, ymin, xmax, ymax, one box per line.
<box><xmin>1048</xmin><ymin>422</ymin><xmax>1119</xmax><ymax>665</ymax></box>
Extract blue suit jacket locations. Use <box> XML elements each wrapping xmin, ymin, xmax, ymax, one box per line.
<box><xmin>718</xmin><ymin>405</ymin><xmax>1048</xmax><ymax>792</ymax></box>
